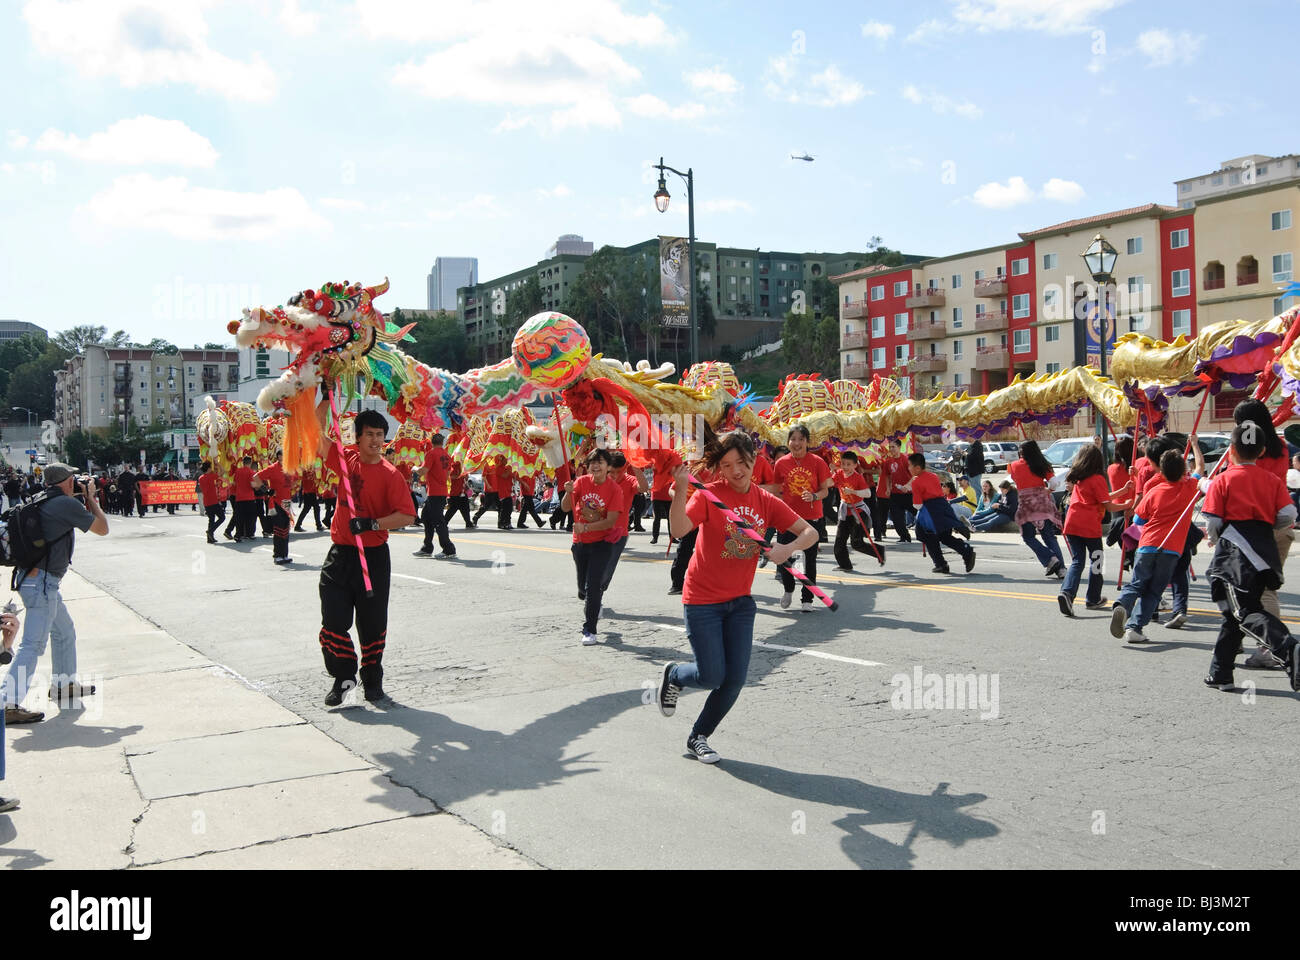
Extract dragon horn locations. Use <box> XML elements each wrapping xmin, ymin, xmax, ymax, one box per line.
<box><xmin>364</xmin><ymin>277</ymin><xmax>390</xmax><ymax>302</ymax></box>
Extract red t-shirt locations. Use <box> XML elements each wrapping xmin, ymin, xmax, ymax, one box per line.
<box><xmin>325</xmin><ymin>445</ymin><xmax>415</xmax><ymax>548</ymax></box>
<box><xmin>1257</xmin><ymin>451</ymin><xmax>1289</xmax><ymax>485</ymax></box>
<box><xmin>1008</xmin><ymin>459</ymin><xmax>1049</xmax><ymax>490</ymax></box>
<box><xmin>1107</xmin><ymin>462</ymin><xmax>1130</xmax><ymax>494</ymax></box>
<box><xmin>910</xmin><ymin>471</ymin><xmax>943</xmax><ymax>506</ymax></box>
<box><xmin>831</xmin><ymin>468</ymin><xmax>867</xmax><ymax>506</ymax></box>
<box><xmin>1132</xmin><ymin>457</ymin><xmax>1157</xmax><ymax>498</ymax></box>
<box><xmin>491</xmin><ymin>464</ymin><xmax>513</xmax><ymax>497</ymax></box>
<box><xmin>1135</xmin><ymin>475</ymin><xmax>1200</xmax><ymax>553</ymax></box>
<box><xmin>198</xmin><ymin>472</ymin><xmax>220</xmax><ymax>505</ymax></box>
<box><xmin>422</xmin><ymin>447</ymin><xmax>452</xmax><ymax>497</ymax></box>
<box><xmin>555</xmin><ymin>462</ymin><xmax>572</xmax><ymax>492</ymax></box>
<box><xmin>887</xmin><ymin>454</ymin><xmax>911</xmax><ymax>490</ymax></box>
<box><xmin>1063</xmin><ymin>473</ymin><xmax>1111</xmax><ymax>538</ymax></box>
<box><xmin>518</xmin><ymin>474</ymin><xmax>536</xmax><ymax>497</ymax></box>
<box><xmin>570</xmin><ymin>474</ymin><xmax>626</xmax><ymax>544</ymax></box>
<box><xmin>610</xmin><ymin>472</ymin><xmax>640</xmax><ymax>538</ymax></box>
<box><xmin>651</xmin><ymin>466</ymin><xmax>673</xmax><ymax>501</ymax></box>
<box><xmin>232</xmin><ymin>465</ymin><xmax>256</xmax><ymax>501</ymax></box>
<box><xmin>751</xmin><ymin>455</ymin><xmax>775</xmax><ymax>487</ymax></box>
<box><xmin>683</xmin><ymin>481</ymin><xmax>800</xmax><ymax>605</ymax></box>
<box><xmin>1203</xmin><ymin>462</ymin><xmax>1292</xmax><ymax>525</ymax></box>
<box><xmin>301</xmin><ymin>471</ymin><xmax>318</xmax><ymax>495</ymax></box>
<box><xmin>775</xmin><ymin>452</ymin><xmax>830</xmax><ymax>520</ymax></box>
<box><xmin>256</xmin><ymin>462</ymin><xmax>293</xmax><ymax>502</ymax></box>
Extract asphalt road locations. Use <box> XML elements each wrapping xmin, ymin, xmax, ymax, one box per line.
<box><xmin>64</xmin><ymin>506</ymin><xmax>1300</xmax><ymax>869</ymax></box>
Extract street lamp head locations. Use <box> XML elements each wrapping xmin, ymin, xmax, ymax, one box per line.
<box><xmin>653</xmin><ymin>176</ymin><xmax>670</xmax><ymax>213</ymax></box>
<box><xmin>1082</xmin><ymin>233</ymin><xmax>1119</xmax><ymax>282</ymax></box>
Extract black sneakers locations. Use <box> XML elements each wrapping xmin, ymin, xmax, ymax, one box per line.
<box><xmin>1289</xmin><ymin>643</ymin><xmax>1300</xmax><ymax>693</ymax></box>
<box><xmin>363</xmin><ymin>684</ymin><xmax>387</xmax><ymax>703</ymax></box>
<box><xmin>0</xmin><ymin>796</ymin><xmax>18</xmax><ymax>813</ymax></box>
<box><xmin>1057</xmin><ymin>594</ymin><xmax>1076</xmax><ymax>618</ymax></box>
<box><xmin>324</xmin><ymin>679</ymin><xmax>354</xmax><ymax>707</ymax></box>
<box><xmin>1203</xmin><ymin>676</ymin><xmax>1234</xmax><ymax>692</ymax></box>
<box><xmin>963</xmin><ymin>548</ymin><xmax>976</xmax><ymax>572</ymax></box>
<box><xmin>1110</xmin><ymin>604</ymin><xmax>1127</xmax><ymax>638</ymax></box>
<box><xmin>686</xmin><ymin>733</ymin><xmax>720</xmax><ymax>763</ymax></box>
<box><xmin>658</xmin><ymin>662</ymin><xmax>681</xmax><ymax>717</ymax></box>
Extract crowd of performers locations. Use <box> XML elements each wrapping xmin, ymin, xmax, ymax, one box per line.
<box><xmin>185</xmin><ymin>393</ymin><xmax>1300</xmax><ymax>764</ymax></box>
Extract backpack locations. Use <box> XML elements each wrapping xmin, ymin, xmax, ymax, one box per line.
<box><xmin>0</xmin><ymin>492</ymin><xmax>71</xmax><ymax>582</ymax></box>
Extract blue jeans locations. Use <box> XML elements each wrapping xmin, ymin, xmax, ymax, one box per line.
<box><xmin>4</xmin><ymin>570</ymin><xmax>78</xmax><ymax>707</ymax></box>
<box><xmin>669</xmin><ymin>596</ymin><xmax>756</xmax><ymax>738</ymax></box>
<box><xmin>1061</xmin><ymin>534</ymin><xmax>1104</xmax><ymax>604</ymax></box>
<box><xmin>968</xmin><ymin>474</ymin><xmax>984</xmax><ymax>510</ymax></box>
<box><xmin>1115</xmin><ymin>550</ymin><xmax>1180</xmax><ymax>631</ymax></box>
<box><xmin>972</xmin><ymin>509</ymin><xmax>1012</xmax><ymax>531</ymax></box>
<box><xmin>1021</xmin><ymin>520</ymin><xmax>1064</xmax><ymax>570</ymax></box>
<box><xmin>1170</xmin><ymin>543</ymin><xmax>1192</xmax><ymax>615</ymax></box>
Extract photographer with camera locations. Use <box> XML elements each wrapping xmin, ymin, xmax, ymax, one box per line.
<box><xmin>2</xmin><ymin>463</ymin><xmax>109</xmax><ymax>725</ymax></box>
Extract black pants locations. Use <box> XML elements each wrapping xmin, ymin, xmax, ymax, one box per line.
<box><xmin>319</xmin><ymin>543</ymin><xmax>392</xmax><ymax>689</ymax></box>
<box><xmin>778</xmin><ymin>520</ymin><xmax>823</xmax><ymax>602</ymax></box>
<box><xmin>919</xmin><ymin>527</ymin><xmax>971</xmax><ymax>572</ymax></box>
<box><xmin>630</xmin><ymin>494</ymin><xmax>647</xmax><ymax>531</ymax></box>
<box><xmin>257</xmin><ymin>498</ymin><xmax>273</xmax><ymax>536</ymax></box>
<box><xmin>887</xmin><ymin>492</ymin><xmax>913</xmax><ymax>542</ymax></box>
<box><xmin>322</xmin><ymin>497</ymin><xmax>336</xmax><ymax>527</ymax></box>
<box><xmin>650</xmin><ymin>499</ymin><xmax>670</xmax><ymax>541</ymax></box>
<box><xmin>671</xmin><ymin>527</ymin><xmax>698</xmax><ymax>591</ymax></box>
<box><xmin>444</xmin><ymin>495</ymin><xmax>472</xmax><ymax>528</ymax></box>
<box><xmin>550</xmin><ymin>507</ymin><xmax>572</xmax><ymax>530</ymax></box>
<box><xmin>473</xmin><ymin>492</ymin><xmax>504</xmax><ymax>526</ymax></box>
<box><xmin>205</xmin><ymin>505</ymin><xmax>225</xmax><ymax>540</ymax></box>
<box><xmin>223</xmin><ymin>497</ymin><xmax>238</xmax><ymax>536</ymax></box>
<box><xmin>136</xmin><ymin>492</ymin><xmax>146</xmax><ymax>517</ymax></box>
<box><xmin>294</xmin><ymin>493</ymin><xmax>320</xmax><ymax>530</ymax></box>
<box><xmin>601</xmin><ymin>535</ymin><xmax>629</xmax><ymax>591</ymax></box>
<box><xmin>572</xmin><ymin>540</ymin><xmax>614</xmax><ymax>635</ymax></box>
<box><xmin>234</xmin><ymin>499</ymin><xmax>258</xmax><ymax>539</ymax></box>
<box><xmin>1208</xmin><ymin>576</ymin><xmax>1296</xmax><ymax>681</ymax></box>
<box><xmin>270</xmin><ymin>502</ymin><xmax>290</xmax><ymax>559</ymax></box>
<box><xmin>834</xmin><ymin>509</ymin><xmax>872</xmax><ymax>569</ymax></box>
<box><xmin>517</xmin><ymin>495</ymin><xmax>544</xmax><ymax>528</ymax></box>
<box><xmin>421</xmin><ymin>496</ymin><xmax>454</xmax><ymax>554</ymax></box>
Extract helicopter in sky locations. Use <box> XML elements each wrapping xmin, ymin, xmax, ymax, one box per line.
<box><xmin>790</xmin><ymin>152</ymin><xmax>815</xmax><ymax>162</ymax></box>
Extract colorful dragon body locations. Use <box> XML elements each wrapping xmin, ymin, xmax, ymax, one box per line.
<box><xmin>222</xmin><ymin>277</ymin><xmax>1300</xmax><ymax>476</ymax></box>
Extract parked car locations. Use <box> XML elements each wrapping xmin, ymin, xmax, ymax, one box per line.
<box><xmin>981</xmin><ymin>441</ymin><xmax>1020</xmax><ymax>472</ymax></box>
<box><xmin>922</xmin><ymin>445</ymin><xmax>951</xmax><ymax>471</ymax></box>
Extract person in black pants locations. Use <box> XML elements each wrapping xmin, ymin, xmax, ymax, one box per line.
<box><xmin>314</xmin><ymin>400</ymin><xmax>416</xmax><ymax>706</ymax></box>
<box><xmin>417</xmin><ymin>434</ymin><xmax>455</xmax><ymax>558</ymax></box>
<box><xmin>294</xmin><ymin>469</ymin><xmax>322</xmax><ymax>531</ymax></box>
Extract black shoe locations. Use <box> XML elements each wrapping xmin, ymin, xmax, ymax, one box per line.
<box><xmin>1203</xmin><ymin>676</ymin><xmax>1235</xmax><ymax>692</ymax></box>
<box><xmin>1109</xmin><ymin>604</ymin><xmax>1127</xmax><ymax>639</ymax></box>
<box><xmin>224</xmin><ymin>530</ymin><xmax>235</xmax><ymax>541</ymax></box>
<box><xmin>0</xmin><ymin>796</ymin><xmax>18</xmax><ymax>813</ymax></box>
<box><xmin>963</xmin><ymin>548</ymin><xmax>976</xmax><ymax>572</ymax></box>
<box><xmin>1290</xmin><ymin>644</ymin><xmax>1300</xmax><ymax>693</ymax></box>
<box><xmin>273</xmin><ymin>557</ymin><xmax>293</xmax><ymax>565</ymax></box>
<box><xmin>207</xmin><ymin>535</ymin><xmax>217</xmax><ymax>544</ymax></box>
<box><xmin>49</xmin><ymin>682</ymin><xmax>96</xmax><ymax>700</ymax></box>
<box><xmin>414</xmin><ymin>547</ymin><xmax>433</xmax><ymax>556</ymax></box>
<box><xmin>578</xmin><ymin>591</ymin><xmax>586</xmax><ymax>601</ymax></box>
<box><xmin>931</xmin><ymin>564</ymin><xmax>950</xmax><ymax>574</ymax></box>
<box><xmin>324</xmin><ymin>679</ymin><xmax>352</xmax><ymax>707</ymax></box>
<box><xmin>4</xmin><ymin>706</ymin><xmax>43</xmax><ymax>724</ymax></box>
<box><xmin>1058</xmin><ymin>594</ymin><xmax>1075</xmax><ymax>618</ymax></box>
<box><xmin>667</xmin><ymin>586</ymin><xmax>682</xmax><ymax>596</ymax></box>
<box><xmin>363</xmin><ymin>684</ymin><xmax>387</xmax><ymax>703</ymax></box>
<box><xmin>686</xmin><ymin>733</ymin><xmax>720</xmax><ymax>763</ymax></box>
<box><xmin>658</xmin><ymin>662</ymin><xmax>681</xmax><ymax>717</ymax></box>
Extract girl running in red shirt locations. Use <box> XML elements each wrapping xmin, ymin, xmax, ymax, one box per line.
<box><xmin>1058</xmin><ymin>444</ymin><xmax>1132</xmax><ymax>617</ymax></box>
<box><xmin>656</xmin><ymin>430</ymin><xmax>818</xmax><ymax>763</ymax></box>
<box><xmin>561</xmin><ymin>449</ymin><xmax>626</xmax><ymax>646</ymax></box>
<box><xmin>1009</xmin><ymin>440</ymin><xmax>1066</xmax><ymax>578</ymax></box>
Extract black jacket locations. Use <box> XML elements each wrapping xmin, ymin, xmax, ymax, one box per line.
<box><xmin>1206</xmin><ymin>518</ymin><xmax>1282</xmax><ymax>593</ymax></box>
<box><xmin>966</xmin><ymin>441</ymin><xmax>984</xmax><ymax>477</ymax></box>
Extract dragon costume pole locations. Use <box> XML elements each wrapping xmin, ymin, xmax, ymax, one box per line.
<box><xmin>327</xmin><ymin>385</ymin><xmax>374</xmax><ymax>597</ymax></box>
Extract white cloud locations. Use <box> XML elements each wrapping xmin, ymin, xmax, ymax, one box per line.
<box><xmin>537</xmin><ymin>184</ymin><xmax>572</xmax><ymax>199</ymax></box>
<box><xmin>83</xmin><ymin>174</ymin><xmax>329</xmax><ymax>240</ymax></box>
<box><xmin>1186</xmin><ymin>94</ymin><xmax>1224</xmax><ymax>119</ymax></box>
<box><xmin>623</xmin><ymin>94</ymin><xmax>709</xmax><ymax>121</ymax></box>
<box><xmin>765</xmin><ymin>57</ymin><xmax>869</xmax><ymax>106</ymax></box>
<box><xmin>426</xmin><ymin>194</ymin><xmax>506</xmax><ymax>222</ymax></box>
<box><xmin>1041</xmin><ymin>177</ymin><xmax>1085</xmax><ymax>203</ymax></box>
<box><xmin>1137</xmin><ymin>29</ymin><xmax>1203</xmax><ymax>67</ymax></box>
<box><xmin>31</xmin><ymin>116</ymin><xmax>218</xmax><ymax>167</ymax></box>
<box><xmin>685</xmin><ymin>66</ymin><xmax>740</xmax><ymax>95</ymax></box>
<box><xmin>702</xmin><ymin>198</ymin><xmax>753</xmax><ymax>214</ymax></box>
<box><xmin>6</xmin><ymin>131</ymin><xmax>29</xmax><ymax>149</ymax></box>
<box><xmin>901</xmin><ymin>85</ymin><xmax>982</xmax><ymax>118</ymax></box>
<box><xmin>952</xmin><ymin>0</ymin><xmax>1126</xmax><ymax>34</ymax></box>
<box><xmin>364</xmin><ymin>0</ymin><xmax>673</xmax><ymax>131</ymax></box>
<box><xmin>906</xmin><ymin>18</ymin><xmax>963</xmax><ymax>43</ymax></box>
<box><xmin>319</xmin><ymin>197</ymin><xmax>367</xmax><ymax>210</ymax></box>
<box><xmin>279</xmin><ymin>0</ymin><xmax>319</xmax><ymax>35</ymax></box>
<box><xmin>22</xmin><ymin>0</ymin><xmax>277</xmax><ymax>101</ymax></box>
<box><xmin>972</xmin><ymin>176</ymin><xmax>1035</xmax><ymax>208</ymax></box>
<box><xmin>861</xmin><ymin>20</ymin><xmax>894</xmax><ymax>42</ymax></box>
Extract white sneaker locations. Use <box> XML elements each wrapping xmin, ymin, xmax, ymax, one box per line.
<box><xmin>1124</xmin><ymin>628</ymin><xmax>1149</xmax><ymax>644</ymax></box>
<box><xmin>801</xmin><ymin>600</ymin><xmax>815</xmax><ymax>612</ymax></box>
<box><xmin>779</xmin><ymin>591</ymin><xmax>794</xmax><ymax>609</ymax></box>
<box><xmin>1163</xmin><ymin>612</ymin><xmax>1188</xmax><ymax>630</ymax></box>
<box><xmin>581</xmin><ymin>631</ymin><xmax>599</xmax><ymax>646</ymax></box>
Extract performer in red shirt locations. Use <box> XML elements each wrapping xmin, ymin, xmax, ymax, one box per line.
<box><xmin>549</xmin><ymin>459</ymin><xmax>574</xmax><ymax>531</ymax></box>
<box><xmin>1057</xmin><ymin>444</ymin><xmax>1132</xmax><ymax>617</ymax></box>
<box><xmin>656</xmin><ymin>429</ymin><xmax>817</xmax><ymax>763</ymax></box>
<box><xmin>881</xmin><ymin>439</ymin><xmax>914</xmax><ymax>544</ymax></box>
<box><xmin>314</xmin><ymin>400</ymin><xmax>416</xmax><ymax>706</ymax></box>
<box><xmin>904</xmin><ymin>453</ymin><xmax>976</xmax><ymax>575</ymax></box>
<box><xmin>294</xmin><ymin>466</ymin><xmax>323</xmax><ymax>532</ymax></box>
<box><xmin>515</xmin><ymin>471</ymin><xmax>544</xmax><ymax>529</ymax></box>
<box><xmin>831</xmin><ymin>451</ymin><xmax>875</xmax><ymax>571</ymax></box>
<box><xmin>471</xmin><ymin>457</ymin><xmax>502</xmax><ymax>528</ymax></box>
<box><xmin>442</xmin><ymin>459</ymin><xmax>474</xmax><ymax>530</ymax></box>
<box><xmin>197</xmin><ymin>460</ymin><xmax>224</xmax><ymax>544</ymax></box>
<box><xmin>253</xmin><ymin>454</ymin><xmax>296</xmax><ymax>564</ymax></box>
<box><xmin>649</xmin><ymin>460</ymin><xmax>674</xmax><ymax>544</ymax></box>
<box><xmin>770</xmin><ymin>425</ymin><xmax>832</xmax><ymax>611</ymax></box>
<box><xmin>416</xmin><ymin>433</ymin><xmax>456</xmax><ymax>558</ymax></box>
<box><xmin>230</xmin><ymin>456</ymin><xmax>258</xmax><ymax>541</ymax></box>
<box><xmin>599</xmin><ymin>451</ymin><xmax>649</xmax><ymax>591</ymax></box>
<box><xmin>561</xmin><ymin>449</ymin><xmax>626</xmax><ymax>645</ymax></box>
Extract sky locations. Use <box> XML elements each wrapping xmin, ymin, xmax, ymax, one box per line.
<box><xmin>0</xmin><ymin>0</ymin><xmax>1289</xmax><ymax>346</ymax></box>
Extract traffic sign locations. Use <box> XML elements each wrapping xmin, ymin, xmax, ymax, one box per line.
<box><xmin>24</xmin><ymin>449</ymin><xmax>35</xmax><ymax>455</ymax></box>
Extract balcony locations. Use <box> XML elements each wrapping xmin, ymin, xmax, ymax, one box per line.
<box><xmin>909</xmin><ymin>354</ymin><xmax>948</xmax><ymax>373</ymax></box>
<box><xmin>974</xmin><ymin>310</ymin><xmax>1008</xmax><ymax>331</ymax></box>
<box><xmin>842</xmin><ymin>361</ymin><xmax>869</xmax><ymax>379</ymax></box>
<box><xmin>907</xmin><ymin>318</ymin><xmax>947</xmax><ymax>341</ymax></box>
<box><xmin>202</xmin><ymin>381</ymin><xmax>220</xmax><ymax>394</ymax></box>
<box><xmin>1238</xmin><ymin>272</ymin><xmax>1259</xmax><ymax>286</ymax></box>
<box><xmin>113</xmin><ymin>383</ymin><xmax>131</xmax><ymax>398</ymax></box>
<box><xmin>842</xmin><ymin>301</ymin><xmax>869</xmax><ymax>319</ymax></box>
<box><xmin>1203</xmin><ymin>277</ymin><xmax>1225</xmax><ymax>290</ymax></box>
<box><xmin>975</xmin><ymin>345</ymin><xmax>1009</xmax><ymax>370</ymax></box>
<box><xmin>974</xmin><ymin>276</ymin><xmax>1008</xmax><ymax>298</ymax></box>
<box><xmin>842</xmin><ymin>331</ymin><xmax>869</xmax><ymax>350</ymax></box>
<box><xmin>906</xmin><ymin>287</ymin><xmax>947</xmax><ymax>308</ymax></box>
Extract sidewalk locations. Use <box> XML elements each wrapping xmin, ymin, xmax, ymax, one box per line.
<box><xmin>0</xmin><ymin>571</ymin><xmax>533</xmax><ymax>869</ymax></box>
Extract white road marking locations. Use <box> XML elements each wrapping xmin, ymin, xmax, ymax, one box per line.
<box><xmin>393</xmin><ymin>573</ymin><xmax>445</xmax><ymax>586</ymax></box>
<box><xmin>654</xmin><ymin>622</ymin><xmax>882</xmax><ymax>667</ymax></box>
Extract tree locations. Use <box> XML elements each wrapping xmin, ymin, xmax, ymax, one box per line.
<box><xmin>562</xmin><ymin>246</ymin><xmax>645</xmax><ymax>359</ymax></box>
<box><xmin>7</xmin><ymin>341</ymin><xmax>71</xmax><ymax>419</ymax></box>
<box><xmin>139</xmin><ymin>338</ymin><xmax>179</xmax><ymax>354</ymax></box>
<box><xmin>54</xmin><ymin>325</ymin><xmax>116</xmax><ymax>354</ymax></box>
<box><xmin>0</xmin><ymin>334</ymin><xmax>44</xmax><ymax>399</ymax></box>
<box><xmin>402</xmin><ymin>309</ymin><xmax>471</xmax><ymax>373</ymax></box>
<box><xmin>505</xmin><ymin>274</ymin><xmax>545</xmax><ymax>332</ymax></box>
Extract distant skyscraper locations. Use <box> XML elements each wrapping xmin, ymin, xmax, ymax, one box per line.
<box><xmin>546</xmin><ymin>234</ymin><xmax>594</xmax><ymax>258</ymax></box>
<box><xmin>428</xmin><ymin>257</ymin><xmax>479</xmax><ymax>311</ymax></box>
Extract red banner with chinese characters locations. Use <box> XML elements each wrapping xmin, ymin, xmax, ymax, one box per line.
<box><xmin>139</xmin><ymin>480</ymin><xmax>199</xmax><ymax>505</ymax></box>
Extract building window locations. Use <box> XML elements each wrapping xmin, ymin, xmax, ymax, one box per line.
<box><xmin>952</xmin><ymin>306</ymin><xmax>963</xmax><ymax>328</ymax></box>
<box><xmin>1172</xmin><ymin>309</ymin><xmax>1192</xmax><ymax>338</ymax></box>
<box><xmin>1042</xmin><ymin>253</ymin><xmax>1058</xmax><ymax>270</ymax></box>
<box><xmin>1274</xmin><ymin>253</ymin><xmax>1294</xmax><ymax>282</ymax></box>
<box><xmin>894</xmin><ymin>344</ymin><xmax>910</xmax><ymax>363</ymax></box>
<box><xmin>1259</xmin><ymin>164</ymin><xmax>1270</xmax><ymax>175</ymax></box>
<box><xmin>844</xmin><ymin>354</ymin><xmax>853</xmax><ymax>364</ymax></box>
<box><xmin>1129</xmin><ymin>314</ymin><xmax>1148</xmax><ymax>332</ymax></box>
<box><xmin>893</xmin><ymin>281</ymin><xmax>908</xmax><ymax>297</ymax></box>
<box><xmin>894</xmin><ymin>312</ymin><xmax>908</xmax><ymax>334</ymax></box>
<box><xmin>1011</xmin><ymin>257</ymin><xmax>1029</xmax><ymax>276</ymax></box>
<box><xmin>1179</xmin><ymin>183</ymin><xmax>1191</xmax><ymax>193</ymax></box>
<box><xmin>1045</xmin><ymin>325</ymin><xmax>1060</xmax><ymax>342</ymax></box>
<box><xmin>1043</xmin><ymin>289</ymin><xmax>1058</xmax><ymax>310</ymax></box>
<box><xmin>871</xmin><ymin>347</ymin><xmax>885</xmax><ymax>367</ymax></box>
<box><xmin>871</xmin><ymin>316</ymin><xmax>885</xmax><ymax>337</ymax></box>
<box><xmin>1229</xmin><ymin>172</ymin><xmax>1240</xmax><ymax>185</ymax></box>
<box><xmin>1170</xmin><ymin>228</ymin><xmax>1189</xmax><ymax>249</ymax></box>
<box><xmin>1126</xmin><ymin>237</ymin><xmax>1143</xmax><ymax>255</ymax></box>
<box><xmin>1013</xmin><ymin>329</ymin><xmax>1031</xmax><ymax>353</ymax></box>
<box><xmin>1171</xmin><ymin>269</ymin><xmax>1191</xmax><ymax>297</ymax></box>
<box><xmin>1011</xmin><ymin>294</ymin><xmax>1030</xmax><ymax>318</ymax></box>
<box><xmin>1211</xmin><ymin>174</ymin><xmax>1223</xmax><ymax>186</ymax></box>
<box><xmin>952</xmin><ymin>339</ymin><xmax>963</xmax><ymax>360</ymax></box>
<box><xmin>728</xmin><ymin>292</ymin><xmax>737</xmax><ymax>301</ymax></box>
<box><xmin>1273</xmin><ymin>210</ymin><xmax>1293</xmax><ymax>231</ymax></box>
<box><xmin>1128</xmin><ymin>275</ymin><xmax>1145</xmax><ymax>295</ymax></box>
<box><xmin>870</xmin><ymin>285</ymin><xmax>884</xmax><ymax>301</ymax></box>
<box><xmin>954</xmin><ymin>373</ymin><xmax>965</xmax><ymax>387</ymax></box>
<box><xmin>974</xmin><ymin>269</ymin><xmax>984</xmax><ymax>281</ymax></box>
<box><xmin>975</xmin><ymin>336</ymin><xmax>987</xmax><ymax>350</ymax></box>
<box><xmin>951</xmin><ymin>274</ymin><xmax>962</xmax><ymax>289</ymax></box>
<box><xmin>729</xmin><ymin>276</ymin><xmax>736</xmax><ymax>285</ymax></box>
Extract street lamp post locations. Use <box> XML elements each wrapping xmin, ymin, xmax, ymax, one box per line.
<box><xmin>652</xmin><ymin>156</ymin><xmax>698</xmax><ymax>367</ymax></box>
<box><xmin>1082</xmin><ymin>233</ymin><xmax>1120</xmax><ymax>465</ymax></box>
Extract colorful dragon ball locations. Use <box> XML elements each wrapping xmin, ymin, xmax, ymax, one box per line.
<box><xmin>511</xmin><ymin>311</ymin><xmax>591</xmax><ymax>391</ymax></box>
